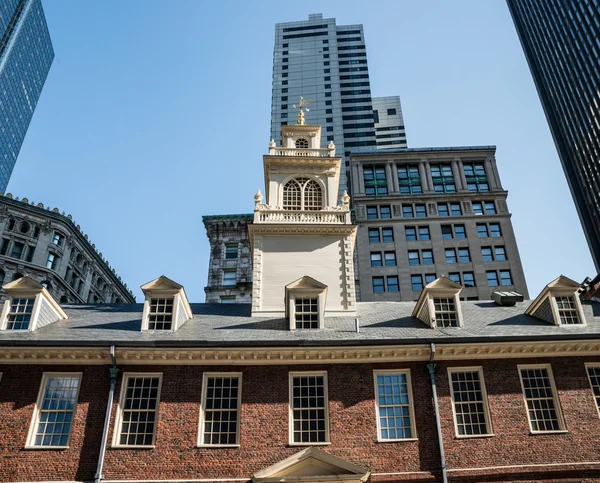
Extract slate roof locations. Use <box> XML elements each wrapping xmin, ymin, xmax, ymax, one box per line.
<box><xmin>1</xmin><ymin>300</ymin><xmax>600</xmax><ymax>347</ymax></box>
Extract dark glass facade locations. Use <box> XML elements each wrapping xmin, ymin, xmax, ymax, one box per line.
<box><xmin>507</xmin><ymin>0</ymin><xmax>600</xmax><ymax>270</ymax></box>
<box><xmin>0</xmin><ymin>0</ymin><xmax>54</xmax><ymax>193</ymax></box>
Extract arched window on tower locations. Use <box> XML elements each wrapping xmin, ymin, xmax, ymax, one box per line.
<box><xmin>295</xmin><ymin>138</ymin><xmax>309</xmax><ymax>149</ymax></box>
<box><xmin>283</xmin><ymin>178</ymin><xmax>323</xmax><ymax>211</ymax></box>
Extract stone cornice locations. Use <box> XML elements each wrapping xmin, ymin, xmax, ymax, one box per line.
<box><xmin>2</xmin><ymin>340</ymin><xmax>600</xmax><ymax>365</ymax></box>
<box><xmin>248</xmin><ymin>224</ymin><xmax>357</xmax><ymax>236</ymax></box>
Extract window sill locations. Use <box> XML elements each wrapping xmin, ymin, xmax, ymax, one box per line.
<box><xmin>376</xmin><ymin>438</ymin><xmax>418</xmax><ymax>443</ymax></box>
<box><xmin>529</xmin><ymin>430</ymin><xmax>568</xmax><ymax>435</ymax></box>
<box><xmin>111</xmin><ymin>445</ymin><xmax>156</xmax><ymax>449</ymax></box>
<box><xmin>288</xmin><ymin>442</ymin><xmax>331</xmax><ymax>447</ymax></box>
<box><xmin>23</xmin><ymin>445</ymin><xmax>70</xmax><ymax>450</ymax></box>
<box><xmin>197</xmin><ymin>444</ymin><xmax>240</xmax><ymax>448</ymax></box>
<box><xmin>455</xmin><ymin>433</ymin><xmax>495</xmax><ymax>439</ymax></box>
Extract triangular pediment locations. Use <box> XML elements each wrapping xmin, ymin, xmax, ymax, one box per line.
<box><xmin>412</xmin><ymin>276</ymin><xmax>462</xmax><ymax>321</ymax></box>
<box><xmin>526</xmin><ymin>275</ymin><xmax>582</xmax><ymax>320</ymax></box>
<box><xmin>141</xmin><ymin>275</ymin><xmax>183</xmax><ymax>292</ymax></box>
<box><xmin>253</xmin><ymin>447</ymin><xmax>369</xmax><ymax>483</ymax></box>
<box><xmin>286</xmin><ymin>276</ymin><xmax>328</xmax><ymax>291</ymax></box>
<box><xmin>3</xmin><ymin>276</ymin><xmax>43</xmax><ymax>291</ymax></box>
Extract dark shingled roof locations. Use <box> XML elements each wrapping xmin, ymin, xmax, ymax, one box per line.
<box><xmin>1</xmin><ymin>300</ymin><xmax>600</xmax><ymax>347</ymax></box>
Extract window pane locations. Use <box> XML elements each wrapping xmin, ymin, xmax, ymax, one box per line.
<box><xmin>458</xmin><ymin>248</ymin><xmax>470</xmax><ymax>263</ymax></box>
<box><xmin>437</xmin><ymin>204</ymin><xmax>449</xmax><ymax>217</ymax></box>
<box><xmin>370</xmin><ymin>252</ymin><xmax>382</xmax><ymax>267</ymax></box>
<box><xmin>202</xmin><ymin>376</ymin><xmax>240</xmax><ymax>445</ymax></box>
<box><xmin>148</xmin><ymin>298</ymin><xmax>174</xmax><ymax>331</ymax></box>
<box><xmin>6</xmin><ymin>298</ymin><xmax>35</xmax><ymax>330</ymax></box>
<box><xmin>291</xmin><ymin>375</ymin><xmax>328</xmax><ymax>443</ymax></box>
<box><xmin>449</xmin><ymin>273</ymin><xmax>461</xmax><ymax>284</ymax></box>
<box><xmin>419</xmin><ymin>226</ymin><xmax>430</xmax><ymax>240</ymax></box>
<box><xmin>295</xmin><ymin>298</ymin><xmax>319</xmax><ymax>329</ymax></box>
<box><xmin>455</xmin><ymin>225</ymin><xmax>466</xmax><ymax>238</ymax></box>
<box><xmin>485</xmin><ymin>202</ymin><xmax>496</xmax><ymax>214</ymax></box>
<box><xmin>434</xmin><ymin>297</ymin><xmax>458</xmax><ymax>327</ymax></box>
<box><xmin>472</xmin><ymin>202</ymin><xmax>484</xmax><ymax>215</ymax></box>
<box><xmin>520</xmin><ymin>368</ymin><xmax>561</xmax><ymax>432</ymax></box>
<box><xmin>415</xmin><ymin>204</ymin><xmax>427</xmax><ymax>218</ymax></box>
<box><xmin>405</xmin><ymin>227</ymin><xmax>417</xmax><ymax>241</ymax></box>
<box><xmin>482</xmin><ymin>247</ymin><xmax>493</xmax><ymax>262</ymax></box>
<box><xmin>441</xmin><ymin>225</ymin><xmax>453</xmax><ymax>239</ymax></box>
<box><xmin>425</xmin><ymin>274</ymin><xmax>436</xmax><ymax>284</ymax></box>
<box><xmin>587</xmin><ymin>366</ymin><xmax>600</xmax><ymax>413</ymax></box>
<box><xmin>119</xmin><ymin>376</ymin><xmax>161</xmax><ymax>446</ymax></box>
<box><xmin>382</xmin><ymin>228</ymin><xmax>394</xmax><ymax>242</ymax></box>
<box><xmin>422</xmin><ymin>250</ymin><xmax>434</xmax><ymax>265</ymax></box>
<box><xmin>486</xmin><ymin>271</ymin><xmax>499</xmax><ymax>287</ymax></box>
<box><xmin>494</xmin><ymin>246</ymin><xmax>506</xmax><ymax>261</ymax></box>
<box><xmin>408</xmin><ymin>251</ymin><xmax>420</xmax><ymax>265</ymax></box>
<box><xmin>450</xmin><ymin>203</ymin><xmax>462</xmax><ymax>216</ymax></box>
<box><xmin>380</xmin><ymin>206</ymin><xmax>392</xmax><ymax>219</ymax></box>
<box><xmin>411</xmin><ymin>275</ymin><xmax>423</xmax><ymax>291</ymax></box>
<box><xmin>402</xmin><ymin>205</ymin><xmax>414</xmax><ymax>218</ymax></box>
<box><xmin>450</xmin><ymin>370</ymin><xmax>489</xmax><ymax>435</ymax></box>
<box><xmin>555</xmin><ymin>296</ymin><xmax>581</xmax><ymax>324</ymax></box>
<box><xmin>477</xmin><ymin>224</ymin><xmax>488</xmax><ymax>238</ymax></box>
<box><xmin>446</xmin><ymin>249</ymin><xmax>457</xmax><ymax>264</ymax></box>
<box><xmin>369</xmin><ymin>229</ymin><xmax>380</xmax><ymax>243</ymax></box>
<box><xmin>490</xmin><ymin>223</ymin><xmax>502</xmax><ymax>237</ymax></box>
<box><xmin>384</xmin><ymin>252</ymin><xmax>397</xmax><ymax>266</ymax></box>
<box><xmin>387</xmin><ymin>276</ymin><xmax>399</xmax><ymax>292</ymax></box>
<box><xmin>367</xmin><ymin>206</ymin><xmax>378</xmax><ymax>219</ymax></box>
<box><xmin>373</xmin><ymin>277</ymin><xmax>385</xmax><ymax>293</ymax></box>
<box><xmin>463</xmin><ymin>272</ymin><xmax>476</xmax><ymax>287</ymax></box>
<box><xmin>376</xmin><ymin>372</ymin><xmax>413</xmax><ymax>440</ymax></box>
<box><xmin>33</xmin><ymin>375</ymin><xmax>80</xmax><ymax>447</ymax></box>
<box><xmin>500</xmin><ymin>270</ymin><xmax>513</xmax><ymax>286</ymax></box>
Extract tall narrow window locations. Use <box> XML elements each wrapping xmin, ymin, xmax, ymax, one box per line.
<box><xmin>283</xmin><ymin>179</ymin><xmax>302</xmax><ymax>210</ymax></box>
<box><xmin>364</xmin><ymin>165</ymin><xmax>388</xmax><ymax>196</ymax></box>
<box><xmin>304</xmin><ymin>179</ymin><xmax>323</xmax><ymax>210</ymax></box>
<box><xmin>374</xmin><ymin>371</ymin><xmax>415</xmax><ymax>441</ymax></box>
<box><xmin>518</xmin><ymin>366</ymin><xmax>564</xmax><ymax>433</ymax></box>
<box><xmin>46</xmin><ymin>253</ymin><xmax>58</xmax><ymax>270</ymax></box>
<box><xmin>27</xmin><ymin>373</ymin><xmax>81</xmax><ymax>448</ymax></box>
<box><xmin>290</xmin><ymin>373</ymin><xmax>329</xmax><ymax>444</ymax></box>
<box><xmin>397</xmin><ymin>165</ymin><xmax>422</xmax><ymax>194</ymax></box>
<box><xmin>369</xmin><ymin>228</ymin><xmax>380</xmax><ymax>243</ymax></box>
<box><xmin>382</xmin><ymin>228</ymin><xmax>394</xmax><ymax>242</ymax></box>
<box><xmin>148</xmin><ymin>298</ymin><xmax>173</xmax><ymax>331</ymax></box>
<box><xmin>116</xmin><ymin>374</ymin><xmax>162</xmax><ymax>446</ymax></box>
<box><xmin>433</xmin><ymin>298</ymin><xmax>459</xmax><ymax>327</ymax></box>
<box><xmin>199</xmin><ymin>373</ymin><xmax>241</xmax><ymax>446</ymax></box>
<box><xmin>431</xmin><ymin>163</ymin><xmax>455</xmax><ymax>192</ymax></box>
<box><xmin>295</xmin><ymin>298</ymin><xmax>319</xmax><ymax>329</ymax></box>
<box><xmin>464</xmin><ymin>162</ymin><xmax>489</xmax><ymax>191</ymax></box>
<box><xmin>586</xmin><ymin>365</ymin><xmax>600</xmax><ymax>416</ymax></box>
<box><xmin>5</xmin><ymin>298</ymin><xmax>35</xmax><ymax>330</ymax></box>
<box><xmin>448</xmin><ymin>368</ymin><xmax>491</xmax><ymax>437</ymax></box>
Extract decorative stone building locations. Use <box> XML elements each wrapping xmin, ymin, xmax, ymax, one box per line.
<box><xmin>0</xmin><ymin>193</ymin><xmax>135</xmax><ymax>304</ymax></box>
<box><xmin>203</xmin><ymin>214</ymin><xmax>253</xmax><ymax>304</ymax></box>
<box><xmin>350</xmin><ymin>146</ymin><xmax>529</xmax><ymax>301</ymax></box>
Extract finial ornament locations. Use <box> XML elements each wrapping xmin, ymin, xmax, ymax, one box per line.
<box><xmin>293</xmin><ymin>96</ymin><xmax>313</xmax><ymax>125</ymax></box>
<box><xmin>342</xmin><ymin>190</ymin><xmax>350</xmax><ymax>207</ymax></box>
<box><xmin>254</xmin><ymin>190</ymin><xmax>263</xmax><ymax>205</ymax></box>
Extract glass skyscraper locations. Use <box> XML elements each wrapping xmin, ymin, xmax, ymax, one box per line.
<box><xmin>271</xmin><ymin>14</ymin><xmax>407</xmax><ymax>198</ymax></box>
<box><xmin>506</xmin><ymin>0</ymin><xmax>600</xmax><ymax>270</ymax></box>
<box><xmin>0</xmin><ymin>0</ymin><xmax>54</xmax><ymax>193</ymax></box>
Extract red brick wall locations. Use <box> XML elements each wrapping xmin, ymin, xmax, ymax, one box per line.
<box><xmin>1</xmin><ymin>357</ymin><xmax>600</xmax><ymax>482</ymax></box>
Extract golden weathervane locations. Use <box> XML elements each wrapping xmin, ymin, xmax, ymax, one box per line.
<box><xmin>293</xmin><ymin>96</ymin><xmax>313</xmax><ymax>125</ymax></box>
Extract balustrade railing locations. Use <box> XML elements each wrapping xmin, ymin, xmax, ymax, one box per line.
<box><xmin>268</xmin><ymin>147</ymin><xmax>334</xmax><ymax>158</ymax></box>
<box><xmin>255</xmin><ymin>209</ymin><xmax>349</xmax><ymax>224</ymax></box>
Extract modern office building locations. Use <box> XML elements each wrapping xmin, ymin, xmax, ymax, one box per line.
<box><xmin>373</xmin><ymin>96</ymin><xmax>407</xmax><ymax>149</ymax></box>
<box><xmin>203</xmin><ymin>214</ymin><xmax>253</xmax><ymax>304</ymax></box>
<box><xmin>271</xmin><ymin>14</ymin><xmax>407</xmax><ymax>198</ymax></box>
<box><xmin>350</xmin><ymin>146</ymin><xmax>529</xmax><ymax>301</ymax></box>
<box><xmin>0</xmin><ymin>0</ymin><xmax>54</xmax><ymax>193</ymax></box>
<box><xmin>0</xmin><ymin>192</ymin><xmax>135</xmax><ymax>304</ymax></box>
<box><xmin>506</xmin><ymin>0</ymin><xmax>600</xmax><ymax>270</ymax></box>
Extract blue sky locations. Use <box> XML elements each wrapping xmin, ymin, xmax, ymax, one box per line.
<box><xmin>13</xmin><ymin>0</ymin><xmax>593</xmax><ymax>301</ymax></box>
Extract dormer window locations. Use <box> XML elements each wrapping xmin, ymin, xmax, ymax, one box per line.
<box><xmin>526</xmin><ymin>275</ymin><xmax>586</xmax><ymax>326</ymax></box>
<box><xmin>0</xmin><ymin>277</ymin><xmax>67</xmax><ymax>331</ymax></box>
<box><xmin>283</xmin><ymin>178</ymin><xmax>323</xmax><ymax>211</ymax></box>
<box><xmin>295</xmin><ymin>298</ymin><xmax>319</xmax><ymax>329</ymax></box>
<box><xmin>6</xmin><ymin>298</ymin><xmax>35</xmax><ymax>330</ymax></box>
<box><xmin>141</xmin><ymin>276</ymin><xmax>193</xmax><ymax>332</ymax></box>
<box><xmin>413</xmin><ymin>277</ymin><xmax>463</xmax><ymax>328</ymax></box>
<box><xmin>295</xmin><ymin>138</ymin><xmax>309</xmax><ymax>149</ymax></box>
<box><xmin>148</xmin><ymin>297</ymin><xmax>174</xmax><ymax>330</ymax></box>
<box><xmin>433</xmin><ymin>297</ymin><xmax>458</xmax><ymax>327</ymax></box>
<box><xmin>286</xmin><ymin>276</ymin><xmax>327</xmax><ymax>330</ymax></box>
<box><xmin>555</xmin><ymin>295</ymin><xmax>580</xmax><ymax>324</ymax></box>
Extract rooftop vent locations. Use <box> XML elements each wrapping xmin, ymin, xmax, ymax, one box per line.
<box><xmin>492</xmin><ymin>291</ymin><xmax>524</xmax><ymax>306</ymax></box>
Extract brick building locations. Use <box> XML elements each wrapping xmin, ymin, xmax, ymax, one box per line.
<box><xmin>2</xmin><ymin>120</ymin><xmax>600</xmax><ymax>483</ymax></box>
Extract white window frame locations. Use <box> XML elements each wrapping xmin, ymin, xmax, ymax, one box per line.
<box><xmin>288</xmin><ymin>291</ymin><xmax>325</xmax><ymax>330</ymax></box>
<box><xmin>428</xmin><ymin>292</ymin><xmax>463</xmax><ymax>328</ymax></box>
<box><xmin>112</xmin><ymin>372</ymin><xmax>163</xmax><ymax>448</ymax></box>
<box><xmin>198</xmin><ymin>372</ymin><xmax>242</xmax><ymax>448</ymax></box>
<box><xmin>289</xmin><ymin>371</ymin><xmax>330</xmax><ymax>446</ymax></box>
<box><xmin>517</xmin><ymin>364</ymin><xmax>566</xmax><ymax>434</ymax></box>
<box><xmin>585</xmin><ymin>363</ymin><xmax>600</xmax><ymax>418</ymax></box>
<box><xmin>141</xmin><ymin>294</ymin><xmax>184</xmax><ymax>332</ymax></box>
<box><xmin>0</xmin><ymin>295</ymin><xmax>43</xmax><ymax>331</ymax></box>
<box><xmin>447</xmin><ymin>366</ymin><xmax>493</xmax><ymax>438</ymax></box>
<box><xmin>26</xmin><ymin>372</ymin><xmax>82</xmax><ymax>449</ymax></box>
<box><xmin>373</xmin><ymin>369</ymin><xmax>417</xmax><ymax>442</ymax></box>
<box><xmin>549</xmin><ymin>291</ymin><xmax>586</xmax><ymax>326</ymax></box>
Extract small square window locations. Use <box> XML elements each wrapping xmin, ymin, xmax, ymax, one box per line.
<box><xmin>281</xmin><ymin>96</ymin><xmax>288</xmax><ymax>102</ymax></box>
<box><xmin>367</xmin><ymin>206</ymin><xmax>378</xmax><ymax>219</ymax></box>
<box><xmin>324</xmin><ymin>84</ymin><xmax>331</xmax><ymax>89</ymax></box>
<box><xmin>382</xmin><ymin>228</ymin><xmax>394</xmax><ymax>242</ymax></box>
<box><xmin>463</xmin><ymin>272</ymin><xmax>476</xmax><ymax>287</ymax></box>
<box><xmin>325</xmin><ymin>92</ymin><xmax>331</xmax><ymax>97</ymax></box>
<box><xmin>384</xmin><ymin>252</ymin><xmax>396</xmax><ymax>267</ymax></box>
<box><xmin>472</xmin><ymin>202</ymin><xmax>483</xmax><ymax>215</ymax></box>
<box><xmin>387</xmin><ymin>108</ymin><xmax>396</xmax><ymax>116</ymax></box>
<box><xmin>425</xmin><ymin>274</ymin><xmax>436</xmax><ymax>284</ymax></box>
<box><xmin>387</xmin><ymin>276</ymin><xmax>399</xmax><ymax>292</ymax></box>
<box><xmin>326</xmin><ymin>108</ymin><xmax>332</xmax><ymax>114</ymax></box>
<box><xmin>373</xmin><ymin>277</ymin><xmax>385</xmax><ymax>293</ymax></box>
<box><xmin>402</xmin><ymin>205</ymin><xmax>414</xmax><ymax>218</ymax></box>
<box><xmin>485</xmin><ymin>202</ymin><xmax>496</xmax><ymax>214</ymax></box>
<box><xmin>437</xmin><ymin>204</ymin><xmax>449</xmax><ymax>217</ymax></box>
<box><xmin>415</xmin><ymin>205</ymin><xmax>427</xmax><ymax>218</ymax></box>
<box><xmin>370</xmin><ymin>252</ymin><xmax>383</xmax><ymax>267</ymax></box>
<box><xmin>441</xmin><ymin>225</ymin><xmax>453</xmax><ymax>240</ymax></box>
<box><xmin>325</xmin><ymin>100</ymin><xmax>332</xmax><ymax>105</ymax></box>
<box><xmin>449</xmin><ymin>273</ymin><xmax>461</xmax><ymax>284</ymax></box>
<box><xmin>223</xmin><ymin>270</ymin><xmax>237</xmax><ymax>286</ymax></box>
<box><xmin>324</xmin><ymin>76</ymin><xmax>330</xmax><ymax>81</ymax></box>
<box><xmin>324</xmin><ymin>61</ymin><xmax>330</xmax><ymax>66</ymax></box>
<box><xmin>281</xmin><ymin>113</ymin><xmax>287</xmax><ymax>119</ymax></box>
<box><xmin>369</xmin><ymin>228</ymin><xmax>380</xmax><ymax>243</ymax></box>
<box><xmin>225</xmin><ymin>245</ymin><xmax>238</xmax><ymax>259</ymax></box>
<box><xmin>411</xmin><ymin>275</ymin><xmax>423</xmax><ymax>291</ymax></box>
<box><xmin>323</xmin><ymin>54</ymin><xmax>329</xmax><ymax>59</ymax></box>
<box><xmin>51</xmin><ymin>232</ymin><xmax>64</xmax><ymax>246</ymax></box>
<box><xmin>327</xmin><ymin>127</ymin><xmax>333</xmax><ymax>132</ymax></box>
<box><xmin>450</xmin><ymin>203</ymin><xmax>462</xmax><ymax>216</ymax></box>
<box><xmin>5</xmin><ymin>298</ymin><xmax>35</xmax><ymax>330</ymax></box>
<box><xmin>324</xmin><ymin>69</ymin><xmax>330</xmax><ymax>73</ymax></box>
<box><xmin>405</xmin><ymin>227</ymin><xmax>417</xmax><ymax>241</ymax></box>
<box><xmin>326</xmin><ymin>117</ymin><xmax>333</xmax><ymax>122</ymax></box>
<box><xmin>380</xmin><ymin>206</ymin><xmax>392</xmax><ymax>219</ymax></box>
<box><xmin>282</xmin><ymin>88</ymin><xmax>288</xmax><ymax>93</ymax></box>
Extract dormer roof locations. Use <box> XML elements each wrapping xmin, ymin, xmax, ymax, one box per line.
<box><xmin>141</xmin><ymin>275</ymin><xmax>184</xmax><ymax>293</ymax></box>
<box><xmin>140</xmin><ymin>275</ymin><xmax>193</xmax><ymax>331</ymax></box>
<box><xmin>525</xmin><ymin>275</ymin><xmax>585</xmax><ymax>325</ymax></box>
<box><xmin>285</xmin><ymin>275</ymin><xmax>328</xmax><ymax>291</ymax></box>
<box><xmin>1</xmin><ymin>276</ymin><xmax>67</xmax><ymax>331</ymax></box>
<box><xmin>412</xmin><ymin>276</ymin><xmax>463</xmax><ymax>328</ymax></box>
